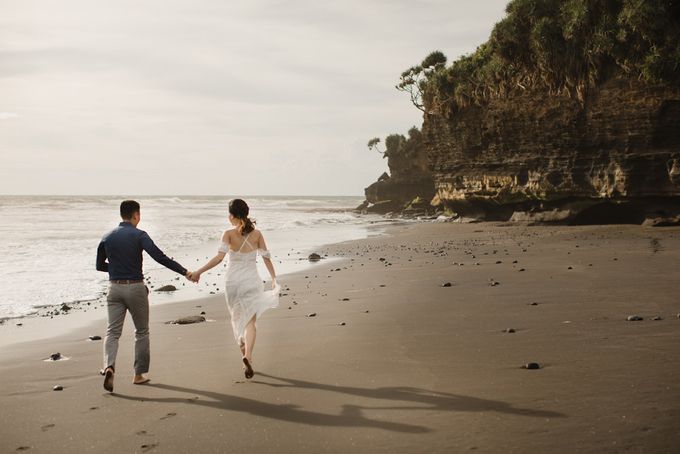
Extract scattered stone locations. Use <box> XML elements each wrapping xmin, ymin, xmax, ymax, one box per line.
<box><xmin>200</xmin><ymin>311</ymin><xmax>206</xmax><ymax>315</ymax></box>
<box><xmin>341</xmin><ymin>298</ymin><xmax>350</xmax><ymax>301</ymax></box>
<box><xmin>495</xmin><ymin>260</ymin><xmax>502</xmax><ymax>264</ymax></box>
<box><xmin>16</xmin><ymin>323</ymin><xmax>23</xmax><ymax>327</ymax></box>
<box><xmin>652</xmin><ymin>316</ymin><xmax>662</xmax><ymax>321</ymax></box>
<box><xmin>519</xmin><ymin>268</ymin><xmax>526</xmax><ymax>272</ymax></box>
<box><xmin>308</xmin><ymin>253</ymin><xmax>322</xmax><ymax>262</ymax></box>
<box><xmin>307</xmin><ymin>313</ymin><xmax>317</xmax><ymax>317</ymax></box>
<box><xmin>441</xmin><ymin>282</ymin><xmax>452</xmax><ymax>287</ymax></box>
<box><xmin>169</xmin><ymin>315</ymin><xmax>206</xmax><ymax>325</ymax></box>
<box><xmin>529</xmin><ymin>302</ymin><xmax>539</xmax><ymax>306</ymax></box>
<box><xmin>364</xmin><ymin>310</ymin><xmax>370</xmax><ymax>313</ymax></box>
<box><xmin>339</xmin><ymin>322</ymin><xmax>346</xmax><ymax>326</ymax></box>
<box><xmin>379</xmin><ymin>257</ymin><xmax>386</xmax><ymax>262</ymax></box>
<box><xmin>489</xmin><ymin>281</ymin><xmax>500</xmax><ymax>287</ymax></box>
<box><xmin>60</xmin><ymin>303</ymin><xmax>71</xmax><ymax>312</ymax></box>
<box><xmin>567</xmin><ymin>266</ymin><xmax>573</xmax><ymax>270</ymax></box>
<box><xmin>155</xmin><ymin>285</ymin><xmax>177</xmax><ymax>292</ymax></box>
<box><xmin>88</xmin><ymin>335</ymin><xmax>102</xmax><ymax>341</ymax></box>
<box><xmin>52</xmin><ymin>385</ymin><xmax>63</xmax><ymax>391</ymax></box>
<box><xmin>522</xmin><ymin>362</ymin><xmax>540</xmax><ymax>370</ymax></box>
<box><xmin>50</xmin><ymin>353</ymin><xmax>62</xmax><ymax>361</ymax></box>
<box><xmin>504</xmin><ymin>328</ymin><xmax>516</xmax><ymax>333</ymax></box>
<box><xmin>626</xmin><ymin>315</ymin><xmax>643</xmax><ymax>321</ymax></box>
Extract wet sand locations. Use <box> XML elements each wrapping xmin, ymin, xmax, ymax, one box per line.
<box><xmin>1</xmin><ymin>222</ymin><xmax>679</xmax><ymax>453</ymax></box>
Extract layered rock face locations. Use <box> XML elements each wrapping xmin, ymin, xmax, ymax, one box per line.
<box><xmin>423</xmin><ymin>78</ymin><xmax>680</xmax><ymax>223</ymax></box>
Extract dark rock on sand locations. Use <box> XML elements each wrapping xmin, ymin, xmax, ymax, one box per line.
<box><xmin>627</xmin><ymin>315</ymin><xmax>644</xmax><ymax>321</ymax></box>
<box><xmin>308</xmin><ymin>253</ymin><xmax>322</xmax><ymax>262</ymax></box>
<box><xmin>341</xmin><ymin>298</ymin><xmax>350</xmax><ymax>301</ymax></box>
<box><xmin>652</xmin><ymin>316</ymin><xmax>663</xmax><ymax>321</ymax></box>
<box><xmin>523</xmin><ymin>362</ymin><xmax>541</xmax><ymax>370</ymax></box>
<box><xmin>504</xmin><ymin>328</ymin><xmax>516</xmax><ymax>333</ymax></box>
<box><xmin>339</xmin><ymin>322</ymin><xmax>346</xmax><ymax>326</ymax></box>
<box><xmin>170</xmin><ymin>315</ymin><xmax>206</xmax><ymax>325</ymax></box>
<box><xmin>441</xmin><ymin>282</ymin><xmax>452</xmax><ymax>287</ymax></box>
<box><xmin>50</xmin><ymin>353</ymin><xmax>62</xmax><ymax>361</ymax></box>
<box><xmin>88</xmin><ymin>335</ymin><xmax>102</xmax><ymax>341</ymax></box>
<box><xmin>53</xmin><ymin>385</ymin><xmax>63</xmax><ymax>391</ymax></box>
<box><xmin>307</xmin><ymin>313</ymin><xmax>317</xmax><ymax>317</ymax></box>
<box><xmin>155</xmin><ymin>285</ymin><xmax>177</xmax><ymax>292</ymax></box>
<box><xmin>60</xmin><ymin>303</ymin><xmax>71</xmax><ymax>312</ymax></box>
<box><xmin>200</xmin><ymin>311</ymin><xmax>206</xmax><ymax>315</ymax></box>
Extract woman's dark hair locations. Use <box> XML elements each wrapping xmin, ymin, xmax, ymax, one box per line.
<box><xmin>229</xmin><ymin>199</ymin><xmax>255</xmax><ymax>235</ymax></box>
<box><xmin>120</xmin><ymin>200</ymin><xmax>140</xmax><ymax>220</ymax></box>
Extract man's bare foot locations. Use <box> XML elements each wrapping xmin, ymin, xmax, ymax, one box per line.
<box><xmin>103</xmin><ymin>367</ymin><xmax>114</xmax><ymax>392</ymax></box>
<box><xmin>133</xmin><ymin>374</ymin><xmax>150</xmax><ymax>385</ymax></box>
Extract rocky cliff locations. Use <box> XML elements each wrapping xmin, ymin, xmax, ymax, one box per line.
<box><xmin>424</xmin><ymin>78</ymin><xmax>680</xmax><ymax>223</ymax></box>
<box><xmin>362</xmin><ymin>0</ymin><xmax>680</xmax><ymax>224</ymax></box>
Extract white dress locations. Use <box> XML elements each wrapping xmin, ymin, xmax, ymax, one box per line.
<box><xmin>218</xmin><ymin>232</ymin><xmax>279</xmax><ymax>345</ymax></box>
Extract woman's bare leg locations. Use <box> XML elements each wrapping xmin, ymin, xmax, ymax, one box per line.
<box><xmin>243</xmin><ymin>315</ymin><xmax>257</xmax><ymax>361</ymax></box>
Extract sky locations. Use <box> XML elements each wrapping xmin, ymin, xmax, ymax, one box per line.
<box><xmin>0</xmin><ymin>0</ymin><xmax>509</xmax><ymax>196</ymax></box>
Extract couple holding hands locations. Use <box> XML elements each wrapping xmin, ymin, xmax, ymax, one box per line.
<box><xmin>96</xmin><ymin>198</ymin><xmax>279</xmax><ymax>392</ymax></box>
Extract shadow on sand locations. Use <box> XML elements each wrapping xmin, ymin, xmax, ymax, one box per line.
<box><xmin>110</xmin><ymin>372</ymin><xmax>564</xmax><ymax>433</ymax></box>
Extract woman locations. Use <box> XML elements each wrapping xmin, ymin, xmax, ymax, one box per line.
<box><xmin>189</xmin><ymin>199</ymin><xmax>279</xmax><ymax>379</ymax></box>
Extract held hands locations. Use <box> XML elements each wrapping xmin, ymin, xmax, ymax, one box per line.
<box><xmin>186</xmin><ymin>271</ymin><xmax>201</xmax><ymax>283</ymax></box>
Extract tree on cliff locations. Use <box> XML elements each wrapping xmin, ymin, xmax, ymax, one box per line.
<box><xmin>367</xmin><ymin>127</ymin><xmax>426</xmax><ymax>179</ymax></box>
<box><xmin>396</xmin><ymin>51</ymin><xmax>448</xmax><ymax>112</ymax></box>
<box><xmin>399</xmin><ymin>0</ymin><xmax>680</xmax><ymax>115</ymax></box>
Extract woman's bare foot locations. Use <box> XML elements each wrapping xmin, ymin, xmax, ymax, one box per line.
<box><xmin>103</xmin><ymin>367</ymin><xmax>114</xmax><ymax>392</ymax></box>
<box><xmin>239</xmin><ymin>341</ymin><xmax>246</xmax><ymax>357</ymax></box>
<box><xmin>133</xmin><ymin>374</ymin><xmax>150</xmax><ymax>385</ymax></box>
<box><xmin>242</xmin><ymin>357</ymin><xmax>254</xmax><ymax>379</ymax></box>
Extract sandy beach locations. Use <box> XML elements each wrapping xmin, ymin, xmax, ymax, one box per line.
<box><xmin>1</xmin><ymin>222</ymin><xmax>679</xmax><ymax>453</ymax></box>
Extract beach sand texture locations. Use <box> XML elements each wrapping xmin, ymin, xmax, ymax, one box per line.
<box><xmin>1</xmin><ymin>222</ymin><xmax>679</xmax><ymax>453</ymax></box>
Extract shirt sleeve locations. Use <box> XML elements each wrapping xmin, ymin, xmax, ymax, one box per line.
<box><xmin>139</xmin><ymin>231</ymin><xmax>188</xmax><ymax>276</ymax></box>
<box><xmin>258</xmin><ymin>249</ymin><xmax>271</xmax><ymax>259</ymax></box>
<box><xmin>218</xmin><ymin>242</ymin><xmax>229</xmax><ymax>253</ymax></box>
<box><xmin>96</xmin><ymin>240</ymin><xmax>109</xmax><ymax>272</ymax></box>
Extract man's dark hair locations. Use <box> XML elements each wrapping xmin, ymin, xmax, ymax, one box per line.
<box><xmin>120</xmin><ymin>200</ymin><xmax>140</xmax><ymax>220</ymax></box>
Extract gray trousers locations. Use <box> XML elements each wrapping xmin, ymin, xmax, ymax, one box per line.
<box><xmin>103</xmin><ymin>282</ymin><xmax>150</xmax><ymax>375</ymax></box>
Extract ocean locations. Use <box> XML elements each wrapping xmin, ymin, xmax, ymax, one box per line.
<box><xmin>0</xmin><ymin>195</ymin><xmax>391</xmax><ymax>319</ymax></box>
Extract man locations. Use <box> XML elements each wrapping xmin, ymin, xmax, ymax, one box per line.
<box><xmin>96</xmin><ymin>200</ymin><xmax>193</xmax><ymax>392</ymax></box>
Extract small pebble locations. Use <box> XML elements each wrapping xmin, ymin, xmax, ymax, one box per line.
<box><xmin>529</xmin><ymin>302</ymin><xmax>538</xmax><ymax>306</ymax></box>
<box><xmin>652</xmin><ymin>316</ymin><xmax>662</xmax><ymax>321</ymax></box>
<box><xmin>200</xmin><ymin>311</ymin><xmax>206</xmax><ymax>315</ymax></box>
<box><xmin>53</xmin><ymin>385</ymin><xmax>63</xmax><ymax>391</ymax></box>
<box><xmin>307</xmin><ymin>313</ymin><xmax>317</xmax><ymax>317</ymax></box>
<box><xmin>523</xmin><ymin>362</ymin><xmax>540</xmax><ymax>370</ymax></box>
<box><xmin>50</xmin><ymin>353</ymin><xmax>62</xmax><ymax>361</ymax></box>
<box><xmin>441</xmin><ymin>282</ymin><xmax>452</xmax><ymax>287</ymax></box>
<box><xmin>341</xmin><ymin>298</ymin><xmax>350</xmax><ymax>301</ymax></box>
<box><xmin>627</xmin><ymin>315</ymin><xmax>643</xmax><ymax>321</ymax></box>
<box><xmin>339</xmin><ymin>322</ymin><xmax>346</xmax><ymax>326</ymax></box>
<box><xmin>504</xmin><ymin>328</ymin><xmax>516</xmax><ymax>333</ymax></box>
<box><xmin>88</xmin><ymin>335</ymin><xmax>102</xmax><ymax>341</ymax></box>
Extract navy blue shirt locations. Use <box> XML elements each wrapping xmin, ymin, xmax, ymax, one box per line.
<box><xmin>96</xmin><ymin>222</ymin><xmax>187</xmax><ymax>280</ymax></box>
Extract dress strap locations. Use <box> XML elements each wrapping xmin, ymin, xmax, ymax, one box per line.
<box><xmin>237</xmin><ymin>233</ymin><xmax>252</xmax><ymax>252</ymax></box>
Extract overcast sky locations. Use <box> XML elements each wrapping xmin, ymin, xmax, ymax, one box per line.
<box><xmin>0</xmin><ymin>0</ymin><xmax>509</xmax><ymax>196</ymax></box>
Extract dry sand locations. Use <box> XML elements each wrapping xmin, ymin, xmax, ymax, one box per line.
<box><xmin>1</xmin><ymin>222</ymin><xmax>679</xmax><ymax>453</ymax></box>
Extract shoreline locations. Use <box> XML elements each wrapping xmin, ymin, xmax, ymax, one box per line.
<box><xmin>0</xmin><ymin>216</ymin><xmax>399</xmax><ymax>346</ymax></box>
<box><xmin>1</xmin><ymin>221</ymin><xmax>679</xmax><ymax>452</ymax></box>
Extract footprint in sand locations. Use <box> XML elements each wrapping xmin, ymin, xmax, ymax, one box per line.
<box><xmin>159</xmin><ymin>412</ymin><xmax>176</xmax><ymax>420</ymax></box>
<box><xmin>140</xmin><ymin>443</ymin><xmax>158</xmax><ymax>452</ymax></box>
<box><xmin>40</xmin><ymin>424</ymin><xmax>55</xmax><ymax>432</ymax></box>
<box><xmin>16</xmin><ymin>447</ymin><xmax>31</xmax><ymax>452</ymax></box>
<box><xmin>89</xmin><ymin>407</ymin><xmax>99</xmax><ymax>411</ymax></box>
